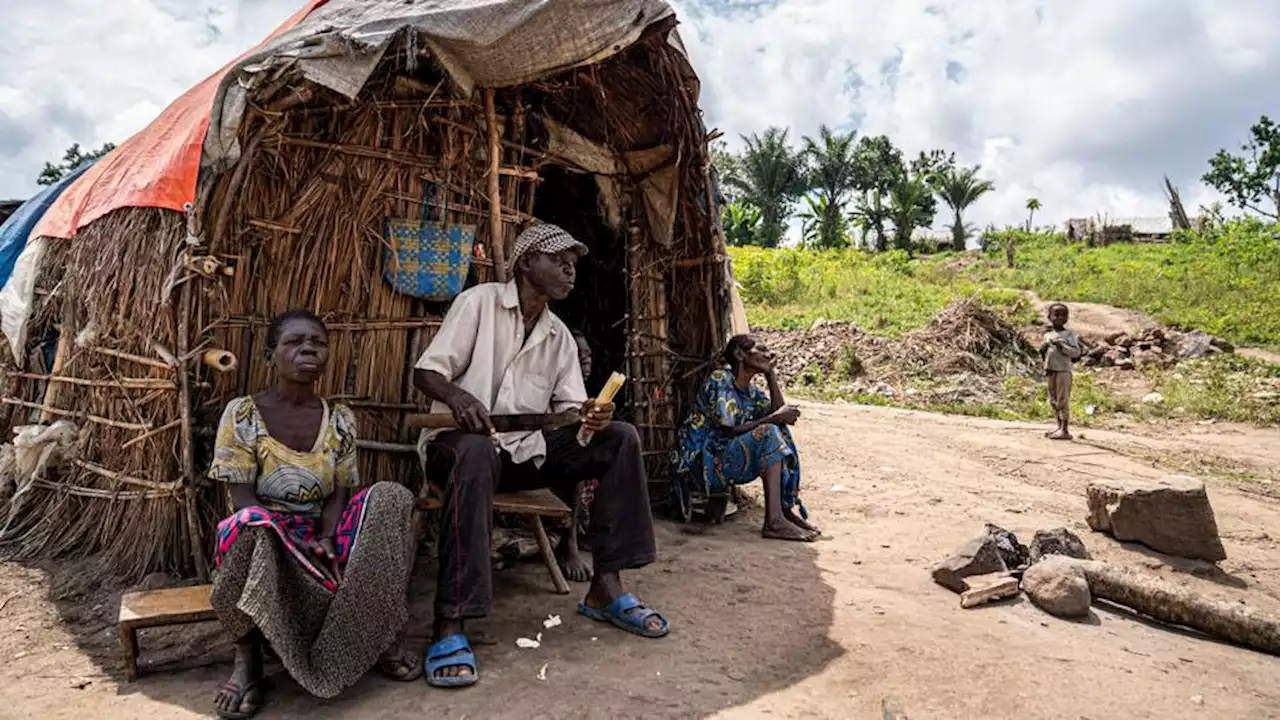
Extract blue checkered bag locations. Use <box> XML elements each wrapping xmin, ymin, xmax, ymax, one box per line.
<box><xmin>383</xmin><ymin>181</ymin><xmax>475</xmax><ymax>301</ymax></box>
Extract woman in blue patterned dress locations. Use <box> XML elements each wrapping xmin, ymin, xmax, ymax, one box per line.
<box><xmin>672</xmin><ymin>335</ymin><xmax>818</xmax><ymax>541</ymax></box>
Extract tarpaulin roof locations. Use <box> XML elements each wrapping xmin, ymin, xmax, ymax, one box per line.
<box><xmin>0</xmin><ymin>162</ymin><xmax>96</xmax><ymax>287</ymax></box>
<box><xmin>33</xmin><ymin>0</ymin><xmax>680</xmax><ymax>241</ymax></box>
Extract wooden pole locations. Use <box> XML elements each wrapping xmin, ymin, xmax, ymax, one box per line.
<box><xmin>39</xmin><ymin>330</ymin><xmax>72</xmax><ymax>424</ymax></box>
<box><xmin>485</xmin><ymin>88</ymin><xmax>508</xmax><ymax>283</ymax></box>
<box><xmin>176</xmin><ymin>279</ymin><xmax>209</xmax><ymax>582</ymax></box>
<box><xmin>1072</xmin><ymin>559</ymin><xmax>1280</xmax><ymax>657</ymax></box>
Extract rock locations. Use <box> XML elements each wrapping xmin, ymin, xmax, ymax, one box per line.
<box><xmin>1116</xmin><ymin>358</ymin><xmax>1136</xmax><ymax>371</ymax></box>
<box><xmin>1086</xmin><ymin>475</ymin><xmax>1227</xmax><ymax>562</ymax></box>
<box><xmin>932</xmin><ymin>535</ymin><xmax>1007</xmax><ymax>593</ymax></box>
<box><xmin>1115</xmin><ymin>333</ymin><xmax>1134</xmax><ymax>348</ymax></box>
<box><xmin>1142</xmin><ymin>392</ymin><xmax>1165</xmax><ymax>404</ymax></box>
<box><xmin>984</xmin><ymin>523</ymin><xmax>1030</xmax><ymax>569</ymax></box>
<box><xmin>1021</xmin><ymin>555</ymin><xmax>1092</xmax><ymax>619</ymax></box>
<box><xmin>1177</xmin><ymin>331</ymin><xmax>1218</xmax><ymax>360</ymax></box>
<box><xmin>960</xmin><ymin>574</ymin><xmax>1021</xmax><ymax>608</ymax></box>
<box><xmin>1029</xmin><ymin>527</ymin><xmax>1092</xmax><ymax>563</ymax></box>
<box><xmin>1105</xmin><ymin>331</ymin><xmax>1126</xmax><ymax>345</ymax></box>
<box><xmin>1209</xmin><ymin>337</ymin><xmax>1234</xmax><ymax>353</ymax></box>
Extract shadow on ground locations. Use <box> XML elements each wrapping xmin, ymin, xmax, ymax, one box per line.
<box><xmin>33</xmin><ymin>509</ymin><xmax>842</xmax><ymax>718</ymax></box>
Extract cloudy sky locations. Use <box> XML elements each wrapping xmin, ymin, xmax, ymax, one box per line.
<box><xmin>1</xmin><ymin>0</ymin><xmax>1277</xmax><ymax>229</ymax></box>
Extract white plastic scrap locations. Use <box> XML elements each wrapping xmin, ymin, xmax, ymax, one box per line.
<box><xmin>543</xmin><ymin>614</ymin><xmax>562</xmax><ymax>629</ymax></box>
<box><xmin>537</xmin><ymin>663</ymin><xmax>548</xmax><ymax>681</ymax></box>
<box><xmin>516</xmin><ymin>631</ymin><xmax>544</xmax><ymax>649</ymax></box>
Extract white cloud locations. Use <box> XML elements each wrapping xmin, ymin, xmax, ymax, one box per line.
<box><xmin>1</xmin><ymin>0</ymin><xmax>1277</xmax><ymax>232</ymax></box>
<box><xmin>673</xmin><ymin>0</ymin><xmax>1280</xmax><ymax>227</ymax></box>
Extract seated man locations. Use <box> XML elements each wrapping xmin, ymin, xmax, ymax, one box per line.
<box><xmin>413</xmin><ymin>223</ymin><xmax>668</xmax><ymax>689</ymax></box>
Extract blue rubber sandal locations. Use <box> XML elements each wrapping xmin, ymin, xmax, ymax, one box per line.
<box><xmin>577</xmin><ymin>592</ymin><xmax>669</xmax><ymax>638</ymax></box>
<box><xmin>424</xmin><ymin>634</ymin><xmax>478</xmax><ymax>688</ymax></box>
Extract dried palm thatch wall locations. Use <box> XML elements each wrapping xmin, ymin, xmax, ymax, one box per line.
<box><xmin>0</xmin><ymin>23</ymin><xmax>727</xmax><ymax>580</ymax></box>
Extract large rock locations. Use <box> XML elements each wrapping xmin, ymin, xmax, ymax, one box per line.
<box><xmin>1176</xmin><ymin>331</ymin><xmax>1220</xmax><ymax>359</ymax></box>
<box><xmin>984</xmin><ymin>523</ymin><xmax>1030</xmax><ymax>570</ymax></box>
<box><xmin>1029</xmin><ymin>527</ymin><xmax>1092</xmax><ymax>563</ymax></box>
<box><xmin>932</xmin><ymin>535</ymin><xmax>1007</xmax><ymax>593</ymax></box>
<box><xmin>1086</xmin><ymin>475</ymin><xmax>1226</xmax><ymax>562</ymax></box>
<box><xmin>1021</xmin><ymin>555</ymin><xmax>1092</xmax><ymax>619</ymax></box>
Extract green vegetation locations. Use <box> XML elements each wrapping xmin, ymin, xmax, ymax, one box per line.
<box><xmin>969</xmin><ymin>221</ymin><xmax>1280</xmax><ymax>350</ymax></box>
<box><xmin>735</xmin><ymin>220</ymin><xmax>1280</xmax><ymax>350</ymax></box>
<box><xmin>715</xmin><ymin>127</ymin><xmax>977</xmax><ymax>252</ymax></box>
<box><xmin>731</xmin><ymin>246</ymin><xmax>978</xmax><ymax>333</ymax></box>
<box><xmin>38</xmin><ymin>141</ymin><xmax>115</xmax><ymax>186</ymax></box>
<box><xmin>789</xmin><ymin>355</ymin><xmax>1279</xmax><ymax>427</ymax></box>
<box><xmin>1203</xmin><ymin>114</ymin><xmax>1280</xmax><ymax>220</ymax></box>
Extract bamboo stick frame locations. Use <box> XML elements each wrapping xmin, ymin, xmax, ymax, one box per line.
<box><xmin>177</xmin><ymin>277</ymin><xmax>210</xmax><ymax>582</ymax></box>
<box><xmin>485</xmin><ymin>88</ymin><xmax>508</xmax><ymax>282</ymax></box>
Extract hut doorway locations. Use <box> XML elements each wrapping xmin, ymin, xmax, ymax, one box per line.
<box><xmin>534</xmin><ymin>166</ymin><xmax>627</xmax><ymax>399</ymax></box>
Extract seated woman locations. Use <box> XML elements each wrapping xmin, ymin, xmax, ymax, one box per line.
<box><xmin>671</xmin><ymin>335</ymin><xmax>818</xmax><ymax>542</ymax></box>
<box><xmin>209</xmin><ymin>310</ymin><xmax>420</xmax><ymax>719</ymax></box>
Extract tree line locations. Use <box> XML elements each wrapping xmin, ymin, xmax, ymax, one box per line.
<box><xmin>712</xmin><ymin>126</ymin><xmax>1027</xmax><ymax>253</ymax></box>
<box><xmin>714</xmin><ymin>115</ymin><xmax>1280</xmax><ymax>253</ymax></box>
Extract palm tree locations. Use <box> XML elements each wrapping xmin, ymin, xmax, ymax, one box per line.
<box><xmin>853</xmin><ymin>189</ymin><xmax>891</xmax><ymax>252</ymax></box>
<box><xmin>936</xmin><ymin>165</ymin><xmax>994</xmax><ymax>252</ymax></box>
<box><xmin>801</xmin><ymin>125</ymin><xmax>860</xmax><ymax>249</ymax></box>
<box><xmin>723</xmin><ymin>128</ymin><xmax>807</xmax><ymax>248</ymax></box>
<box><xmin>1026</xmin><ymin>197</ymin><xmax>1042</xmax><ymax>231</ymax></box>
<box><xmin>888</xmin><ymin>174</ymin><xmax>934</xmax><ymax>255</ymax></box>
<box><xmin>798</xmin><ymin>195</ymin><xmax>848</xmax><ymax>249</ymax></box>
<box><xmin>721</xmin><ymin>201</ymin><xmax>762</xmax><ymax>247</ymax></box>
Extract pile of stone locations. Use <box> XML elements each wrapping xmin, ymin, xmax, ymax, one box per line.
<box><xmin>930</xmin><ymin>476</ymin><xmax>1280</xmax><ymax>657</ymax></box>
<box><xmin>1080</xmin><ymin>328</ymin><xmax>1234</xmax><ymax>370</ymax></box>
<box><xmin>931</xmin><ymin>524</ymin><xmax>1093</xmax><ymax>616</ymax></box>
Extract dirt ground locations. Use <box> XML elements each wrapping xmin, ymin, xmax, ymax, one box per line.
<box><xmin>1</xmin><ymin>402</ymin><xmax>1279</xmax><ymax>719</ymax></box>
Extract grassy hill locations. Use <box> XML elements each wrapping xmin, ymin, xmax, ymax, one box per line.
<box><xmin>732</xmin><ymin>219</ymin><xmax>1280</xmax><ymax>350</ymax></box>
<box><xmin>730</xmin><ymin>220</ymin><xmax>1280</xmax><ymax>429</ymax></box>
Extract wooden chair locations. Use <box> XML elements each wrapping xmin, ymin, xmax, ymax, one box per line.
<box><xmin>415</xmin><ymin>487</ymin><xmax>572</xmax><ymax>594</ymax></box>
<box><xmin>117</xmin><ymin>584</ymin><xmax>217</xmax><ymax>681</ymax></box>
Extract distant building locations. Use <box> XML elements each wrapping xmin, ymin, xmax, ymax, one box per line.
<box><xmin>0</xmin><ymin>200</ymin><xmax>22</xmax><ymax>225</ymax></box>
<box><xmin>1065</xmin><ymin>215</ymin><xmax>1180</xmax><ymax>244</ymax></box>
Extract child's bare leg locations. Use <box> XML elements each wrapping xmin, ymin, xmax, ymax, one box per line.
<box><xmin>558</xmin><ymin>480</ymin><xmax>592</xmax><ymax>582</ymax></box>
<box><xmin>1048</xmin><ymin>381</ymin><xmax>1072</xmax><ymax>440</ymax></box>
<box><xmin>760</xmin><ymin>462</ymin><xmax>815</xmax><ymax>542</ymax></box>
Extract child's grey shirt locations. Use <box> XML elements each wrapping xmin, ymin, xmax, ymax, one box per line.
<box><xmin>1043</xmin><ymin>328</ymin><xmax>1082</xmax><ymax>372</ymax></box>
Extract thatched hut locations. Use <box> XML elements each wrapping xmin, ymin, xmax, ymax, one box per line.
<box><xmin>0</xmin><ymin>0</ymin><xmax>730</xmax><ymax>581</ymax></box>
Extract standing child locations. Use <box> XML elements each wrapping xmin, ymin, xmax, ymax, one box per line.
<box><xmin>1042</xmin><ymin>303</ymin><xmax>1082</xmax><ymax>440</ymax></box>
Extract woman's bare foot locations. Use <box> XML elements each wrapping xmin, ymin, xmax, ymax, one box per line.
<box><xmin>1047</xmin><ymin>428</ymin><xmax>1072</xmax><ymax>441</ymax></box>
<box><xmin>783</xmin><ymin>508</ymin><xmax>819</xmax><ymax>535</ymax></box>
<box><xmin>560</xmin><ymin>549</ymin><xmax>593</xmax><ymax>583</ymax></box>
<box><xmin>214</xmin><ymin>636</ymin><xmax>264</xmax><ymax>718</ymax></box>
<box><xmin>761</xmin><ymin>518</ymin><xmax>816</xmax><ymax>542</ymax></box>
<box><xmin>377</xmin><ymin>641</ymin><xmax>423</xmax><ymax>682</ymax></box>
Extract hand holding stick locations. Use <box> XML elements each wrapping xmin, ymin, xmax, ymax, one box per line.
<box><xmin>578</xmin><ymin>372</ymin><xmax>626</xmax><ymax>447</ymax></box>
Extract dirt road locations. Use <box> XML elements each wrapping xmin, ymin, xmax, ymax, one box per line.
<box><xmin>1</xmin><ymin>403</ymin><xmax>1279</xmax><ymax>719</ymax></box>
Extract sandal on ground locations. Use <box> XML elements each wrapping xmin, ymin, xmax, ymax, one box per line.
<box><xmin>577</xmin><ymin>592</ymin><xmax>669</xmax><ymax>639</ymax></box>
<box><xmin>424</xmin><ymin>634</ymin><xmax>478</xmax><ymax>688</ymax></box>
<box><xmin>378</xmin><ymin>649</ymin><xmax>424</xmax><ymax>682</ymax></box>
<box><xmin>214</xmin><ymin>680</ymin><xmax>266</xmax><ymax>720</ymax></box>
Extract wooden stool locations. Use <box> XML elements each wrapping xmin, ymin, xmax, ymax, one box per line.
<box><xmin>117</xmin><ymin>584</ymin><xmax>216</xmax><ymax>681</ymax></box>
<box><xmin>416</xmin><ymin>488</ymin><xmax>572</xmax><ymax>594</ymax></box>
